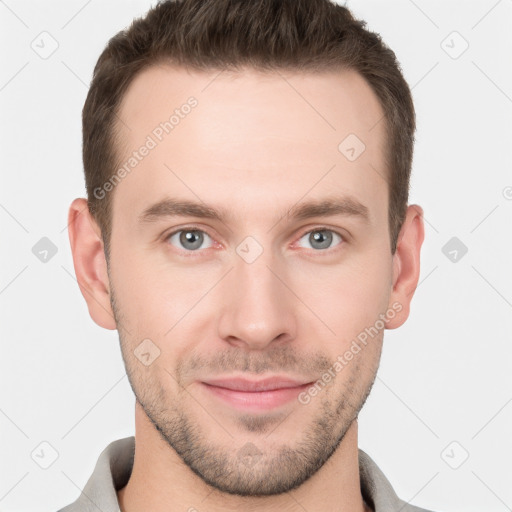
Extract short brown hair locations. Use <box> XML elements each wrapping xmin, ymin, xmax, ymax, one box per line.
<box><xmin>82</xmin><ymin>0</ymin><xmax>415</xmax><ymax>259</ymax></box>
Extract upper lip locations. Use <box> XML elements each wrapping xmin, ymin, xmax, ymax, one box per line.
<box><xmin>202</xmin><ymin>376</ymin><xmax>313</xmax><ymax>392</ymax></box>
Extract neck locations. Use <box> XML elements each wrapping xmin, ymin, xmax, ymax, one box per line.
<box><xmin>118</xmin><ymin>402</ymin><xmax>369</xmax><ymax>512</ymax></box>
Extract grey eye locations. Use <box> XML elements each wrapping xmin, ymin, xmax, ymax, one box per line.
<box><xmin>167</xmin><ymin>229</ymin><xmax>213</xmax><ymax>251</ymax></box>
<box><xmin>297</xmin><ymin>230</ymin><xmax>342</xmax><ymax>251</ymax></box>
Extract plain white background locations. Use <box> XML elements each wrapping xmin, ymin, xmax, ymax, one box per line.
<box><xmin>1</xmin><ymin>1</ymin><xmax>511</xmax><ymax>511</ymax></box>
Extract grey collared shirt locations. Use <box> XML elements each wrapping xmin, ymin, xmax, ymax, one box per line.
<box><xmin>57</xmin><ymin>436</ymin><xmax>435</xmax><ymax>512</ymax></box>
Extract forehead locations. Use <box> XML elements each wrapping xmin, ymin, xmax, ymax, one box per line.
<box><xmin>112</xmin><ymin>64</ymin><xmax>388</xmax><ymax>226</ymax></box>
<box><xmin>117</xmin><ymin>63</ymin><xmax>385</xmax><ymax>147</ymax></box>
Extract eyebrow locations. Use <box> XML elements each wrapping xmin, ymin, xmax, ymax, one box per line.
<box><xmin>138</xmin><ymin>195</ymin><xmax>370</xmax><ymax>225</ymax></box>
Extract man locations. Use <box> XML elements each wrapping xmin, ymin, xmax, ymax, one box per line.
<box><xmin>61</xmin><ymin>0</ymin><xmax>431</xmax><ymax>510</ymax></box>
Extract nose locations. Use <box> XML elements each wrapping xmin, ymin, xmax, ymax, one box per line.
<box><xmin>216</xmin><ymin>250</ymin><xmax>298</xmax><ymax>351</ymax></box>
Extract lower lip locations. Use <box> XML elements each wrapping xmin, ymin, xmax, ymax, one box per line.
<box><xmin>201</xmin><ymin>382</ymin><xmax>312</xmax><ymax>411</ymax></box>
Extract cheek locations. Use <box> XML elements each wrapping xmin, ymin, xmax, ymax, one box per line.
<box><xmin>109</xmin><ymin>246</ymin><xmax>208</xmax><ymax>339</ymax></box>
<box><xmin>291</xmin><ymin>250</ymin><xmax>391</xmax><ymax>334</ymax></box>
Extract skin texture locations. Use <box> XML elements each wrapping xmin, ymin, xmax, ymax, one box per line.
<box><xmin>68</xmin><ymin>65</ymin><xmax>424</xmax><ymax>512</ymax></box>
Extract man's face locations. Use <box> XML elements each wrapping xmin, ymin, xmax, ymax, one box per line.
<box><xmin>106</xmin><ymin>65</ymin><xmax>396</xmax><ymax>495</ymax></box>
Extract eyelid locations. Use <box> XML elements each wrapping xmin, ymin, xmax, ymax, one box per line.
<box><xmin>163</xmin><ymin>224</ymin><xmax>221</xmax><ymax>253</ymax></box>
<box><xmin>162</xmin><ymin>224</ymin><xmax>348</xmax><ymax>254</ymax></box>
<box><xmin>292</xmin><ymin>225</ymin><xmax>346</xmax><ymax>252</ymax></box>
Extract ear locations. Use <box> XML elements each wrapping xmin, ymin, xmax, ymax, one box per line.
<box><xmin>67</xmin><ymin>198</ymin><xmax>116</xmax><ymax>330</ymax></box>
<box><xmin>385</xmin><ymin>204</ymin><xmax>425</xmax><ymax>329</ymax></box>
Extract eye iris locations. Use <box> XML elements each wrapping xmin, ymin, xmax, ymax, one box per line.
<box><xmin>174</xmin><ymin>230</ymin><xmax>336</xmax><ymax>251</ymax></box>
<box><xmin>180</xmin><ymin>230</ymin><xmax>203</xmax><ymax>250</ymax></box>
<box><xmin>310</xmin><ymin>230</ymin><xmax>332</xmax><ymax>250</ymax></box>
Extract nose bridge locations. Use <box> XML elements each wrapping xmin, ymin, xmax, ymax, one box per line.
<box><xmin>216</xmin><ymin>242</ymin><xmax>297</xmax><ymax>348</ymax></box>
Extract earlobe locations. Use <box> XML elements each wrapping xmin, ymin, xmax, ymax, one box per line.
<box><xmin>67</xmin><ymin>198</ymin><xmax>117</xmax><ymax>330</ymax></box>
<box><xmin>385</xmin><ymin>204</ymin><xmax>425</xmax><ymax>330</ymax></box>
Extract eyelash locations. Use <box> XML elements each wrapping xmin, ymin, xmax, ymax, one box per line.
<box><xmin>163</xmin><ymin>225</ymin><xmax>346</xmax><ymax>257</ymax></box>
